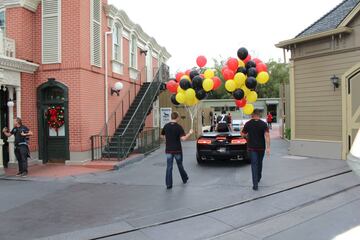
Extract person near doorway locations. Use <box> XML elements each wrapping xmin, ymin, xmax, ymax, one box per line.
<box><xmin>228</xmin><ymin>112</ymin><xmax>232</xmax><ymax>124</ymax></box>
<box><xmin>216</xmin><ymin>110</ymin><xmax>232</xmax><ymax>132</ymax></box>
<box><xmin>241</xmin><ymin>109</ymin><xmax>270</xmax><ymax>191</ymax></box>
<box><xmin>161</xmin><ymin>112</ymin><xmax>193</xmax><ymax>189</ymax></box>
<box><xmin>2</xmin><ymin>117</ymin><xmax>33</xmax><ymax>177</ymax></box>
<box><xmin>267</xmin><ymin>112</ymin><xmax>273</xmax><ymax>129</ymax></box>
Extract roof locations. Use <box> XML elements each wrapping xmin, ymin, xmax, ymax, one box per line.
<box><xmin>297</xmin><ymin>0</ymin><xmax>360</xmax><ymax>38</ymax></box>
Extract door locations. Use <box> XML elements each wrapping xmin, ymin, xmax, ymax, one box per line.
<box><xmin>0</xmin><ymin>89</ymin><xmax>8</xmax><ymax>167</ymax></box>
<box><xmin>38</xmin><ymin>79</ymin><xmax>69</xmax><ymax>163</ymax></box>
<box><xmin>348</xmin><ymin>71</ymin><xmax>360</xmax><ymax>150</ymax></box>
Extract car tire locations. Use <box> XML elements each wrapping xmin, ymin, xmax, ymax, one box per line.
<box><xmin>196</xmin><ymin>154</ymin><xmax>203</xmax><ymax>165</ymax></box>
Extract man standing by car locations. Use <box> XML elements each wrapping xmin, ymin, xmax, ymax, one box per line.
<box><xmin>241</xmin><ymin>109</ymin><xmax>270</xmax><ymax>190</ymax></box>
<box><xmin>3</xmin><ymin>117</ymin><xmax>33</xmax><ymax>177</ymax></box>
<box><xmin>161</xmin><ymin>112</ymin><xmax>193</xmax><ymax>189</ymax></box>
<box><xmin>216</xmin><ymin>110</ymin><xmax>232</xmax><ymax>132</ymax></box>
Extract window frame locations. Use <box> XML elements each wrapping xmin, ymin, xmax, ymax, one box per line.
<box><xmin>129</xmin><ymin>34</ymin><xmax>138</xmax><ymax>69</ymax></box>
<box><xmin>112</xmin><ymin>22</ymin><xmax>123</xmax><ymax>63</ymax></box>
<box><xmin>0</xmin><ymin>9</ymin><xmax>6</xmax><ymax>35</ymax></box>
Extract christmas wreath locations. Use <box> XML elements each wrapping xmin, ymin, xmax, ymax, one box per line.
<box><xmin>46</xmin><ymin>105</ymin><xmax>65</xmax><ymax>132</ymax></box>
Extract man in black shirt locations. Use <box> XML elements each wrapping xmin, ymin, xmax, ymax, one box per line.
<box><xmin>161</xmin><ymin>112</ymin><xmax>193</xmax><ymax>189</ymax></box>
<box><xmin>3</xmin><ymin>117</ymin><xmax>33</xmax><ymax>177</ymax></box>
<box><xmin>241</xmin><ymin>109</ymin><xmax>270</xmax><ymax>190</ymax></box>
<box><xmin>216</xmin><ymin>110</ymin><xmax>232</xmax><ymax>132</ymax></box>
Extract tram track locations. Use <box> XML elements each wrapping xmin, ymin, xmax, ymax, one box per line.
<box><xmin>90</xmin><ymin>170</ymin><xmax>355</xmax><ymax>240</ymax></box>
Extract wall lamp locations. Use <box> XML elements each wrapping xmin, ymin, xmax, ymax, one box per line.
<box><xmin>111</xmin><ymin>82</ymin><xmax>123</xmax><ymax>96</ymax></box>
<box><xmin>140</xmin><ymin>49</ymin><xmax>148</xmax><ymax>56</ymax></box>
<box><xmin>330</xmin><ymin>75</ymin><xmax>340</xmax><ymax>91</ymax></box>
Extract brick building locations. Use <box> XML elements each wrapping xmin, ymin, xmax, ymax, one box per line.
<box><xmin>0</xmin><ymin>0</ymin><xmax>170</xmax><ymax>170</ymax></box>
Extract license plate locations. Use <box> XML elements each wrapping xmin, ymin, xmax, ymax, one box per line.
<box><xmin>218</xmin><ymin>147</ymin><xmax>226</xmax><ymax>153</ymax></box>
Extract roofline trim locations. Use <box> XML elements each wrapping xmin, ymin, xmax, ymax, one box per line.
<box><xmin>339</xmin><ymin>2</ymin><xmax>360</xmax><ymax>27</ymax></box>
<box><xmin>275</xmin><ymin>27</ymin><xmax>353</xmax><ymax>48</ymax></box>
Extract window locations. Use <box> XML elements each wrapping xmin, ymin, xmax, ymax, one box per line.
<box><xmin>112</xmin><ymin>23</ymin><xmax>122</xmax><ymax>62</ymax></box>
<box><xmin>42</xmin><ymin>0</ymin><xmax>61</xmax><ymax>64</ymax></box>
<box><xmin>0</xmin><ymin>10</ymin><xmax>5</xmax><ymax>34</ymax></box>
<box><xmin>91</xmin><ymin>0</ymin><xmax>101</xmax><ymax>67</ymax></box>
<box><xmin>130</xmin><ymin>34</ymin><xmax>137</xmax><ymax>69</ymax></box>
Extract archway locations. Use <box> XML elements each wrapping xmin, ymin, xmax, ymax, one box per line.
<box><xmin>37</xmin><ymin>79</ymin><xmax>69</xmax><ymax>163</ymax></box>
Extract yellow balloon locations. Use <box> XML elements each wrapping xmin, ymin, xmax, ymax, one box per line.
<box><xmin>247</xmin><ymin>91</ymin><xmax>258</xmax><ymax>103</ymax></box>
<box><xmin>203</xmin><ymin>78</ymin><xmax>214</xmax><ymax>92</ymax></box>
<box><xmin>241</xmin><ymin>85</ymin><xmax>251</xmax><ymax>96</ymax></box>
<box><xmin>185</xmin><ymin>88</ymin><xmax>196</xmax><ymax>100</ymax></box>
<box><xmin>204</xmin><ymin>69</ymin><xmax>215</xmax><ymax>79</ymax></box>
<box><xmin>177</xmin><ymin>86</ymin><xmax>185</xmax><ymax>93</ymax></box>
<box><xmin>243</xmin><ymin>104</ymin><xmax>254</xmax><ymax>115</ymax></box>
<box><xmin>181</xmin><ymin>75</ymin><xmax>191</xmax><ymax>81</ymax></box>
<box><xmin>225</xmin><ymin>80</ymin><xmax>236</xmax><ymax>92</ymax></box>
<box><xmin>238</xmin><ymin>59</ymin><xmax>245</xmax><ymax>68</ymax></box>
<box><xmin>185</xmin><ymin>96</ymin><xmax>196</xmax><ymax>106</ymax></box>
<box><xmin>234</xmin><ymin>72</ymin><xmax>246</xmax><ymax>88</ymax></box>
<box><xmin>256</xmin><ymin>71</ymin><xmax>270</xmax><ymax>84</ymax></box>
<box><xmin>176</xmin><ymin>92</ymin><xmax>186</xmax><ymax>104</ymax></box>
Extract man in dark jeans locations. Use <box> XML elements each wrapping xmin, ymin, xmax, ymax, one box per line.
<box><xmin>3</xmin><ymin>117</ymin><xmax>33</xmax><ymax>177</ymax></box>
<box><xmin>241</xmin><ymin>109</ymin><xmax>270</xmax><ymax>190</ymax></box>
<box><xmin>161</xmin><ymin>112</ymin><xmax>193</xmax><ymax>189</ymax></box>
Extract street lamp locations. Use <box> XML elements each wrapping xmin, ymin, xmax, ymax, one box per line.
<box><xmin>111</xmin><ymin>82</ymin><xmax>123</xmax><ymax>96</ymax></box>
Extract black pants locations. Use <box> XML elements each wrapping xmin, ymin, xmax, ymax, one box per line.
<box><xmin>14</xmin><ymin>145</ymin><xmax>29</xmax><ymax>173</ymax></box>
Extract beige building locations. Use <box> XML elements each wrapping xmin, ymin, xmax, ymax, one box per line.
<box><xmin>276</xmin><ymin>0</ymin><xmax>360</xmax><ymax>160</ymax></box>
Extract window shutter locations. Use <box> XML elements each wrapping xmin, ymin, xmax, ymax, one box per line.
<box><xmin>91</xmin><ymin>0</ymin><xmax>101</xmax><ymax>67</ymax></box>
<box><xmin>42</xmin><ymin>0</ymin><xmax>61</xmax><ymax>64</ymax></box>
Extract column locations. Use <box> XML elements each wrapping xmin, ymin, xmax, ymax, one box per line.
<box><xmin>15</xmin><ymin>87</ymin><xmax>21</xmax><ymax>118</ymax></box>
<box><xmin>0</xmin><ymin>139</ymin><xmax>4</xmax><ymax>175</ymax></box>
<box><xmin>7</xmin><ymin>86</ymin><xmax>15</xmax><ymax>164</ymax></box>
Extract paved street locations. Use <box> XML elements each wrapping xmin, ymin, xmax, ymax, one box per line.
<box><xmin>0</xmin><ymin>129</ymin><xmax>359</xmax><ymax>240</ymax></box>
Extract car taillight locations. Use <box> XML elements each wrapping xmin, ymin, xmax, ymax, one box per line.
<box><xmin>198</xmin><ymin>139</ymin><xmax>212</xmax><ymax>144</ymax></box>
<box><xmin>231</xmin><ymin>138</ymin><xmax>247</xmax><ymax>144</ymax></box>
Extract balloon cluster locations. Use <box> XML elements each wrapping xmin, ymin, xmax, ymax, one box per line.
<box><xmin>222</xmin><ymin>47</ymin><xmax>270</xmax><ymax>115</ymax></box>
<box><xmin>166</xmin><ymin>55</ymin><xmax>221</xmax><ymax>106</ymax></box>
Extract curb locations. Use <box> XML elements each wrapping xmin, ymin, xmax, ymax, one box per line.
<box><xmin>113</xmin><ymin>154</ymin><xmax>146</xmax><ymax>170</ymax></box>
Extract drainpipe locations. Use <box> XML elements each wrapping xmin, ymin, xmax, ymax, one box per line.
<box><xmin>104</xmin><ymin>31</ymin><xmax>112</xmax><ymax>127</ymax></box>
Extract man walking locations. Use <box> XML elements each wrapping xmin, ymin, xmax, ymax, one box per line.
<box><xmin>161</xmin><ymin>112</ymin><xmax>193</xmax><ymax>189</ymax></box>
<box><xmin>3</xmin><ymin>117</ymin><xmax>33</xmax><ymax>177</ymax></box>
<box><xmin>241</xmin><ymin>109</ymin><xmax>270</xmax><ymax>190</ymax></box>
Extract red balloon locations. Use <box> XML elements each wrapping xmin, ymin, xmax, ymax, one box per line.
<box><xmin>227</xmin><ymin>58</ymin><xmax>239</xmax><ymax>71</ymax></box>
<box><xmin>196</xmin><ymin>55</ymin><xmax>207</xmax><ymax>68</ymax></box>
<box><xmin>235</xmin><ymin>99</ymin><xmax>247</xmax><ymax>108</ymax></box>
<box><xmin>175</xmin><ymin>72</ymin><xmax>184</xmax><ymax>82</ymax></box>
<box><xmin>212</xmin><ymin>76</ymin><xmax>222</xmax><ymax>90</ymax></box>
<box><xmin>252</xmin><ymin>58</ymin><xmax>262</xmax><ymax>65</ymax></box>
<box><xmin>256</xmin><ymin>62</ymin><xmax>268</xmax><ymax>73</ymax></box>
<box><xmin>223</xmin><ymin>69</ymin><xmax>235</xmax><ymax>80</ymax></box>
<box><xmin>221</xmin><ymin>66</ymin><xmax>229</xmax><ymax>75</ymax></box>
<box><xmin>243</xmin><ymin>54</ymin><xmax>251</xmax><ymax>64</ymax></box>
<box><xmin>185</xmin><ymin>69</ymin><xmax>191</xmax><ymax>76</ymax></box>
<box><xmin>166</xmin><ymin>80</ymin><xmax>178</xmax><ymax>93</ymax></box>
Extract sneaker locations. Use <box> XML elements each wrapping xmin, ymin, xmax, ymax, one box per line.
<box><xmin>252</xmin><ymin>186</ymin><xmax>258</xmax><ymax>191</ymax></box>
<box><xmin>183</xmin><ymin>177</ymin><xmax>189</xmax><ymax>184</ymax></box>
<box><xmin>15</xmin><ymin>172</ymin><xmax>22</xmax><ymax>176</ymax></box>
<box><xmin>21</xmin><ymin>172</ymin><xmax>28</xmax><ymax>178</ymax></box>
<box><xmin>166</xmin><ymin>186</ymin><xmax>172</xmax><ymax>189</ymax></box>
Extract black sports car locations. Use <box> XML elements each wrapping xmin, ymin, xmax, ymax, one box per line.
<box><xmin>196</xmin><ymin>131</ymin><xmax>249</xmax><ymax>164</ymax></box>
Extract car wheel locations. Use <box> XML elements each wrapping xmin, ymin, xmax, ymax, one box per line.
<box><xmin>196</xmin><ymin>153</ymin><xmax>203</xmax><ymax>165</ymax></box>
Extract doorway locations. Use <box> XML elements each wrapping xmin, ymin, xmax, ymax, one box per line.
<box><xmin>37</xmin><ymin>79</ymin><xmax>69</xmax><ymax>163</ymax></box>
<box><xmin>0</xmin><ymin>88</ymin><xmax>8</xmax><ymax>167</ymax></box>
<box><xmin>347</xmin><ymin>70</ymin><xmax>360</xmax><ymax>150</ymax></box>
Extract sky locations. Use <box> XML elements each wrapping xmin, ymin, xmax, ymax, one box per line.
<box><xmin>108</xmin><ymin>0</ymin><xmax>343</xmax><ymax>74</ymax></box>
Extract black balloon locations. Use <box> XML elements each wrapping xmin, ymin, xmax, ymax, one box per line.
<box><xmin>179</xmin><ymin>79</ymin><xmax>191</xmax><ymax>90</ymax></box>
<box><xmin>247</xmin><ymin>67</ymin><xmax>258</xmax><ymax>77</ymax></box>
<box><xmin>192</xmin><ymin>75</ymin><xmax>204</xmax><ymax>89</ymax></box>
<box><xmin>236</xmin><ymin>67</ymin><xmax>247</xmax><ymax>75</ymax></box>
<box><xmin>246</xmin><ymin>60</ymin><xmax>256</xmax><ymax>69</ymax></box>
<box><xmin>245</xmin><ymin>77</ymin><xmax>257</xmax><ymax>90</ymax></box>
<box><xmin>196</xmin><ymin>89</ymin><xmax>207</xmax><ymax>100</ymax></box>
<box><xmin>237</xmin><ymin>47</ymin><xmax>248</xmax><ymax>60</ymax></box>
<box><xmin>233</xmin><ymin>89</ymin><xmax>245</xmax><ymax>100</ymax></box>
<box><xmin>171</xmin><ymin>94</ymin><xmax>180</xmax><ymax>105</ymax></box>
<box><xmin>189</xmin><ymin>70</ymin><xmax>200</xmax><ymax>80</ymax></box>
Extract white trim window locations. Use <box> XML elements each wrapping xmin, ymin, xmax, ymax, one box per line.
<box><xmin>130</xmin><ymin>34</ymin><xmax>137</xmax><ymax>69</ymax></box>
<box><xmin>42</xmin><ymin>0</ymin><xmax>61</xmax><ymax>64</ymax></box>
<box><xmin>90</xmin><ymin>0</ymin><xmax>101</xmax><ymax>67</ymax></box>
<box><xmin>0</xmin><ymin>10</ymin><xmax>6</xmax><ymax>35</ymax></box>
<box><xmin>112</xmin><ymin>23</ymin><xmax>122</xmax><ymax>62</ymax></box>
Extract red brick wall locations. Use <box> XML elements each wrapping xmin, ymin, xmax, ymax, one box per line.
<box><xmin>5</xmin><ymin>0</ymin><xmax>157</xmax><ymax>156</ymax></box>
